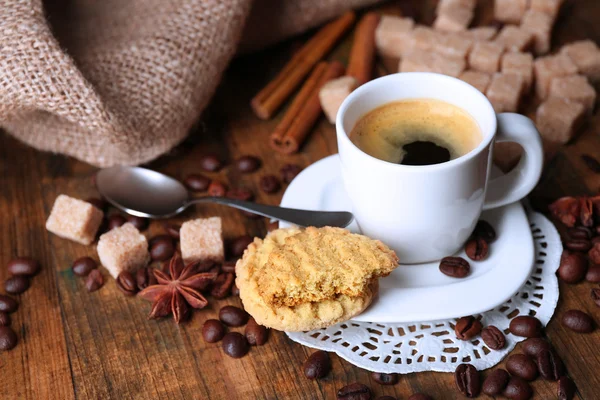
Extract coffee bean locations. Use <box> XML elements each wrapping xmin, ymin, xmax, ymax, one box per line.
<box><xmin>208</xmin><ymin>181</ymin><xmax>227</xmax><ymax>197</ymax></box>
<box><xmin>163</xmin><ymin>223</ymin><xmax>181</xmax><ymax>240</ymax></box>
<box><xmin>481</xmin><ymin>325</ymin><xmax>506</xmax><ymax>350</ymax></box>
<box><xmin>0</xmin><ymin>295</ymin><xmax>18</xmax><ymax>313</ymax></box>
<box><xmin>136</xmin><ymin>267</ymin><xmax>157</xmax><ymax>290</ymax></box>
<box><xmin>465</xmin><ymin>237</ymin><xmax>489</xmax><ymax>261</ymax></box>
<box><xmin>371</xmin><ymin>372</ymin><xmax>398</xmax><ymax>385</ymax></box>
<box><xmin>7</xmin><ymin>257</ymin><xmax>40</xmax><ymax>276</ymax></box>
<box><xmin>509</xmin><ymin>315</ymin><xmax>543</xmax><ymax>337</ymax></box>
<box><xmin>586</xmin><ymin>265</ymin><xmax>600</xmax><ymax>282</ymax></box>
<box><xmin>557</xmin><ymin>376</ymin><xmax>576</xmax><ymax>400</ymax></box>
<box><xmin>108</xmin><ymin>215</ymin><xmax>127</xmax><ymax>230</ymax></box>
<box><xmin>222</xmin><ymin>261</ymin><xmax>236</xmax><ymax>273</ymax></box>
<box><xmin>149</xmin><ymin>235</ymin><xmax>175</xmax><ymax>261</ymax></box>
<box><xmin>407</xmin><ymin>394</ymin><xmax>433</xmax><ymax>400</ymax></box>
<box><xmin>236</xmin><ymin>155</ymin><xmax>261</xmax><ymax>173</ymax></box>
<box><xmin>4</xmin><ymin>276</ymin><xmax>30</xmax><ymax>294</ymax></box>
<box><xmin>303</xmin><ymin>350</ymin><xmax>331</xmax><ymax>379</ymax></box>
<box><xmin>537</xmin><ymin>348</ymin><xmax>565</xmax><ymax>381</ymax></box>
<box><xmin>503</xmin><ymin>377</ymin><xmax>533</xmax><ymax>400</ymax></box>
<box><xmin>245</xmin><ymin>318</ymin><xmax>268</xmax><ymax>346</ymax></box>
<box><xmin>591</xmin><ymin>288</ymin><xmax>600</xmax><ymax>307</ymax></box>
<box><xmin>472</xmin><ymin>220</ymin><xmax>496</xmax><ymax>242</ymax></box>
<box><xmin>482</xmin><ymin>368</ymin><xmax>509</xmax><ymax>395</ymax></box>
<box><xmin>454</xmin><ymin>316</ymin><xmax>482</xmax><ymax>340</ymax></box>
<box><xmin>593</xmin><ymin>235</ymin><xmax>600</xmax><ymax>244</ymax></box>
<box><xmin>0</xmin><ymin>326</ymin><xmax>18</xmax><ymax>351</ymax></box>
<box><xmin>226</xmin><ymin>187</ymin><xmax>254</xmax><ymax>202</ymax></box>
<box><xmin>0</xmin><ymin>312</ymin><xmax>10</xmax><ymax>327</ymax></box>
<box><xmin>260</xmin><ymin>175</ymin><xmax>281</xmax><ymax>194</ymax></box>
<box><xmin>219</xmin><ymin>305</ymin><xmax>249</xmax><ymax>327</ymax></box>
<box><xmin>210</xmin><ymin>272</ymin><xmax>234</xmax><ymax>299</ymax></box>
<box><xmin>86</xmin><ymin>197</ymin><xmax>107</xmax><ymax>210</ymax></box>
<box><xmin>439</xmin><ymin>257</ymin><xmax>470</xmax><ymax>278</ymax></box>
<box><xmin>558</xmin><ymin>251</ymin><xmax>588</xmax><ymax>283</ymax></box>
<box><xmin>72</xmin><ymin>257</ymin><xmax>97</xmax><ymax>277</ymax></box>
<box><xmin>200</xmin><ymin>154</ymin><xmax>223</xmax><ymax>172</ymax></box>
<box><xmin>564</xmin><ymin>238</ymin><xmax>592</xmax><ymax>252</ymax></box>
<box><xmin>85</xmin><ymin>269</ymin><xmax>104</xmax><ymax>292</ymax></box>
<box><xmin>521</xmin><ymin>337</ymin><xmax>552</xmax><ymax>357</ymax></box>
<box><xmin>455</xmin><ymin>363</ymin><xmax>480</xmax><ymax>398</ymax></box>
<box><xmin>126</xmin><ymin>215</ymin><xmax>148</xmax><ymax>231</ymax></box>
<box><xmin>337</xmin><ymin>382</ymin><xmax>371</xmax><ymax>400</ymax></box>
<box><xmin>202</xmin><ymin>319</ymin><xmax>226</xmax><ymax>343</ymax></box>
<box><xmin>184</xmin><ymin>174</ymin><xmax>211</xmax><ymax>192</ymax></box>
<box><xmin>280</xmin><ymin>164</ymin><xmax>303</xmax><ymax>183</ymax></box>
<box><xmin>116</xmin><ymin>271</ymin><xmax>138</xmax><ymax>296</ymax></box>
<box><xmin>230</xmin><ymin>235</ymin><xmax>253</xmax><ymax>258</ymax></box>
<box><xmin>506</xmin><ymin>354</ymin><xmax>538</xmax><ymax>381</ymax></box>
<box><xmin>567</xmin><ymin>227</ymin><xmax>593</xmax><ymax>240</ymax></box>
<box><xmin>562</xmin><ymin>309</ymin><xmax>594</xmax><ymax>333</ymax></box>
<box><xmin>222</xmin><ymin>332</ymin><xmax>249</xmax><ymax>358</ymax></box>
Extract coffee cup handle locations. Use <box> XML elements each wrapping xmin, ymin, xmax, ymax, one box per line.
<box><xmin>483</xmin><ymin>113</ymin><xmax>544</xmax><ymax>210</ymax></box>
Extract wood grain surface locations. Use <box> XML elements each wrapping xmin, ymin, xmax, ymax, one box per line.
<box><xmin>1</xmin><ymin>0</ymin><xmax>600</xmax><ymax>398</ymax></box>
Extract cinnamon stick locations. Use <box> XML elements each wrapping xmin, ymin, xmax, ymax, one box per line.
<box><xmin>347</xmin><ymin>12</ymin><xmax>380</xmax><ymax>86</ymax></box>
<box><xmin>251</xmin><ymin>11</ymin><xmax>356</xmax><ymax>120</ymax></box>
<box><xmin>270</xmin><ymin>61</ymin><xmax>345</xmax><ymax>154</ymax></box>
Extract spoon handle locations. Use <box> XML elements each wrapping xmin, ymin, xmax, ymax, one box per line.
<box><xmin>185</xmin><ymin>197</ymin><xmax>353</xmax><ymax>228</ymax></box>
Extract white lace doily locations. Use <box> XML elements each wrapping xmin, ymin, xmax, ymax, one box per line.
<box><xmin>287</xmin><ymin>211</ymin><xmax>562</xmax><ymax>373</ymax></box>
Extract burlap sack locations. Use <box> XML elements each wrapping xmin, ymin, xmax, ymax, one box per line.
<box><xmin>0</xmin><ymin>0</ymin><xmax>380</xmax><ymax>167</ymax></box>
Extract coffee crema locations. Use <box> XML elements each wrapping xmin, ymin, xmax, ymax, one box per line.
<box><xmin>348</xmin><ymin>99</ymin><xmax>482</xmax><ymax>166</ymax></box>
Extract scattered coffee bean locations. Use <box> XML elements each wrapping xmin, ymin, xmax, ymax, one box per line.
<box><xmin>126</xmin><ymin>215</ymin><xmax>148</xmax><ymax>231</ymax></box>
<box><xmin>116</xmin><ymin>271</ymin><xmax>138</xmax><ymax>296</ymax></box>
<box><xmin>455</xmin><ymin>316</ymin><xmax>482</xmax><ymax>340</ymax></box>
<box><xmin>521</xmin><ymin>337</ymin><xmax>552</xmax><ymax>357</ymax></box>
<box><xmin>407</xmin><ymin>395</ymin><xmax>433</xmax><ymax>400</ymax></box>
<box><xmin>589</xmin><ymin>243</ymin><xmax>600</xmax><ymax>264</ymax></box>
<box><xmin>472</xmin><ymin>220</ymin><xmax>496</xmax><ymax>242</ymax></box>
<box><xmin>245</xmin><ymin>318</ymin><xmax>268</xmax><ymax>346</ymax></box>
<box><xmin>108</xmin><ymin>214</ymin><xmax>127</xmax><ymax>230</ymax></box>
<box><xmin>260</xmin><ymin>175</ymin><xmax>281</xmax><ymax>194</ymax></box>
<box><xmin>506</xmin><ymin>354</ymin><xmax>538</xmax><ymax>381</ymax></box>
<box><xmin>226</xmin><ymin>187</ymin><xmax>254</xmax><ymax>201</ymax></box>
<box><xmin>482</xmin><ymin>368</ymin><xmax>509</xmax><ymax>396</ymax></box>
<box><xmin>509</xmin><ymin>315</ymin><xmax>543</xmax><ymax>337</ymax></box>
<box><xmin>503</xmin><ymin>376</ymin><xmax>533</xmax><ymax>400</ymax></box>
<box><xmin>280</xmin><ymin>164</ymin><xmax>303</xmax><ymax>183</ymax></box>
<box><xmin>202</xmin><ymin>319</ymin><xmax>226</xmax><ymax>343</ymax></box>
<box><xmin>562</xmin><ymin>309</ymin><xmax>594</xmax><ymax>333</ymax></box>
<box><xmin>481</xmin><ymin>325</ymin><xmax>506</xmax><ymax>350</ymax></box>
<box><xmin>222</xmin><ymin>332</ymin><xmax>249</xmax><ymax>358</ymax></box>
<box><xmin>86</xmin><ymin>197</ymin><xmax>107</xmax><ymax>210</ymax></box>
<box><xmin>7</xmin><ymin>257</ymin><xmax>40</xmax><ymax>276</ymax></box>
<box><xmin>136</xmin><ymin>267</ymin><xmax>157</xmax><ymax>290</ymax></box>
<box><xmin>439</xmin><ymin>257</ymin><xmax>470</xmax><ymax>278</ymax></box>
<box><xmin>200</xmin><ymin>154</ymin><xmax>223</xmax><ymax>172</ymax></box>
<box><xmin>184</xmin><ymin>174</ymin><xmax>211</xmax><ymax>192</ymax></box>
<box><xmin>219</xmin><ymin>305</ymin><xmax>249</xmax><ymax>327</ymax></box>
<box><xmin>591</xmin><ymin>288</ymin><xmax>600</xmax><ymax>307</ymax></box>
<box><xmin>149</xmin><ymin>235</ymin><xmax>175</xmax><ymax>261</ymax></box>
<box><xmin>230</xmin><ymin>235</ymin><xmax>253</xmax><ymax>258</ymax></box>
<box><xmin>72</xmin><ymin>257</ymin><xmax>97</xmax><ymax>277</ymax></box>
<box><xmin>236</xmin><ymin>155</ymin><xmax>261</xmax><ymax>173</ymax></box>
<box><xmin>586</xmin><ymin>265</ymin><xmax>600</xmax><ymax>282</ymax></box>
<box><xmin>208</xmin><ymin>181</ymin><xmax>227</xmax><ymax>197</ymax></box>
<box><xmin>537</xmin><ymin>348</ymin><xmax>565</xmax><ymax>381</ymax></box>
<box><xmin>0</xmin><ymin>295</ymin><xmax>18</xmax><ymax>313</ymax></box>
<box><xmin>337</xmin><ymin>383</ymin><xmax>371</xmax><ymax>400</ymax></box>
<box><xmin>303</xmin><ymin>350</ymin><xmax>331</xmax><ymax>379</ymax></box>
<box><xmin>85</xmin><ymin>269</ymin><xmax>104</xmax><ymax>292</ymax></box>
<box><xmin>0</xmin><ymin>312</ymin><xmax>10</xmax><ymax>327</ymax></box>
<box><xmin>211</xmin><ymin>272</ymin><xmax>234</xmax><ymax>299</ymax></box>
<box><xmin>593</xmin><ymin>235</ymin><xmax>600</xmax><ymax>244</ymax></box>
<box><xmin>455</xmin><ymin>363</ymin><xmax>480</xmax><ymax>398</ymax></box>
<box><xmin>231</xmin><ymin>284</ymin><xmax>240</xmax><ymax>296</ymax></box>
<box><xmin>564</xmin><ymin>238</ymin><xmax>592</xmax><ymax>252</ymax></box>
<box><xmin>163</xmin><ymin>223</ymin><xmax>181</xmax><ymax>240</ymax></box>
<box><xmin>222</xmin><ymin>261</ymin><xmax>236</xmax><ymax>273</ymax></box>
<box><xmin>465</xmin><ymin>237</ymin><xmax>489</xmax><ymax>261</ymax></box>
<box><xmin>558</xmin><ymin>251</ymin><xmax>588</xmax><ymax>283</ymax></box>
<box><xmin>4</xmin><ymin>276</ymin><xmax>30</xmax><ymax>294</ymax></box>
<box><xmin>0</xmin><ymin>326</ymin><xmax>18</xmax><ymax>351</ymax></box>
<box><xmin>567</xmin><ymin>227</ymin><xmax>593</xmax><ymax>240</ymax></box>
<box><xmin>371</xmin><ymin>372</ymin><xmax>398</xmax><ymax>385</ymax></box>
<box><xmin>580</xmin><ymin>197</ymin><xmax>594</xmax><ymax>227</ymax></box>
<box><xmin>557</xmin><ymin>376</ymin><xmax>576</xmax><ymax>400</ymax></box>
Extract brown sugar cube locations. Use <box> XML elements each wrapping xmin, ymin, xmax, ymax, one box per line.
<box><xmin>461</xmin><ymin>27</ymin><xmax>498</xmax><ymax>42</ymax></box>
<box><xmin>375</xmin><ymin>16</ymin><xmax>415</xmax><ymax>58</ymax></box>
<box><xmin>521</xmin><ymin>10</ymin><xmax>554</xmax><ymax>55</ymax></box>
<box><xmin>437</xmin><ymin>0</ymin><xmax>476</xmax><ymax>14</ymax></box>
<box><xmin>536</xmin><ymin>98</ymin><xmax>586</xmax><ymax>144</ymax></box>
<box><xmin>432</xmin><ymin>34</ymin><xmax>474</xmax><ymax>59</ymax></box>
<box><xmin>459</xmin><ymin>70</ymin><xmax>491</xmax><ymax>93</ymax></box>
<box><xmin>399</xmin><ymin>50</ymin><xmax>466</xmax><ymax>77</ymax></box>
<box><xmin>494</xmin><ymin>0</ymin><xmax>528</xmax><ymax>23</ymax></box>
<box><xmin>560</xmin><ymin>40</ymin><xmax>600</xmax><ymax>82</ymax></box>
<box><xmin>180</xmin><ymin>217</ymin><xmax>224</xmax><ymax>264</ymax></box>
<box><xmin>405</xmin><ymin>26</ymin><xmax>439</xmax><ymax>53</ymax></box>
<box><xmin>468</xmin><ymin>42</ymin><xmax>505</xmax><ymax>73</ymax></box>
<box><xmin>548</xmin><ymin>75</ymin><xmax>596</xmax><ymax>114</ymax></box>
<box><xmin>486</xmin><ymin>73</ymin><xmax>524</xmax><ymax>112</ymax></box>
<box><xmin>319</xmin><ymin>76</ymin><xmax>358</xmax><ymax>124</ymax></box>
<box><xmin>494</xmin><ymin>25</ymin><xmax>534</xmax><ymax>52</ymax></box>
<box><xmin>501</xmin><ymin>52</ymin><xmax>534</xmax><ymax>91</ymax></box>
<box><xmin>534</xmin><ymin>54</ymin><xmax>578</xmax><ymax>99</ymax></box>
<box><xmin>97</xmin><ymin>223</ymin><xmax>150</xmax><ymax>278</ymax></box>
<box><xmin>530</xmin><ymin>0</ymin><xmax>564</xmax><ymax>19</ymax></box>
<box><xmin>46</xmin><ymin>194</ymin><xmax>104</xmax><ymax>245</ymax></box>
<box><xmin>433</xmin><ymin>7</ymin><xmax>474</xmax><ymax>32</ymax></box>
<box><xmin>494</xmin><ymin>142</ymin><xmax>523</xmax><ymax>172</ymax></box>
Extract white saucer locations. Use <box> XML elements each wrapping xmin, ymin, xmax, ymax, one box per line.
<box><xmin>280</xmin><ymin>155</ymin><xmax>534</xmax><ymax>323</ymax></box>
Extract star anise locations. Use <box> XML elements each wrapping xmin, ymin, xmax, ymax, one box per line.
<box><xmin>138</xmin><ymin>255</ymin><xmax>217</xmax><ymax>323</ymax></box>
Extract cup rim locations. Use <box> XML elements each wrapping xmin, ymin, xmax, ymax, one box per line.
<box><xmin>335</xmin><ymin>72</ymin><xmax>498</xmax><ymax>171</ymax></box>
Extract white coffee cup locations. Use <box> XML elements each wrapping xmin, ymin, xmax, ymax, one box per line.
<box><xmin>336</xmin><ymin>72</ymin><xmax>543</xmax><ymax>264</ymax></box>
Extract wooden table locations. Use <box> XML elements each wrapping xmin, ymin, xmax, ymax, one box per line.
<box><xmin>2</xmin><ymin>1</ymin><xmax>600</xmax><ymax>398</ymax></box>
